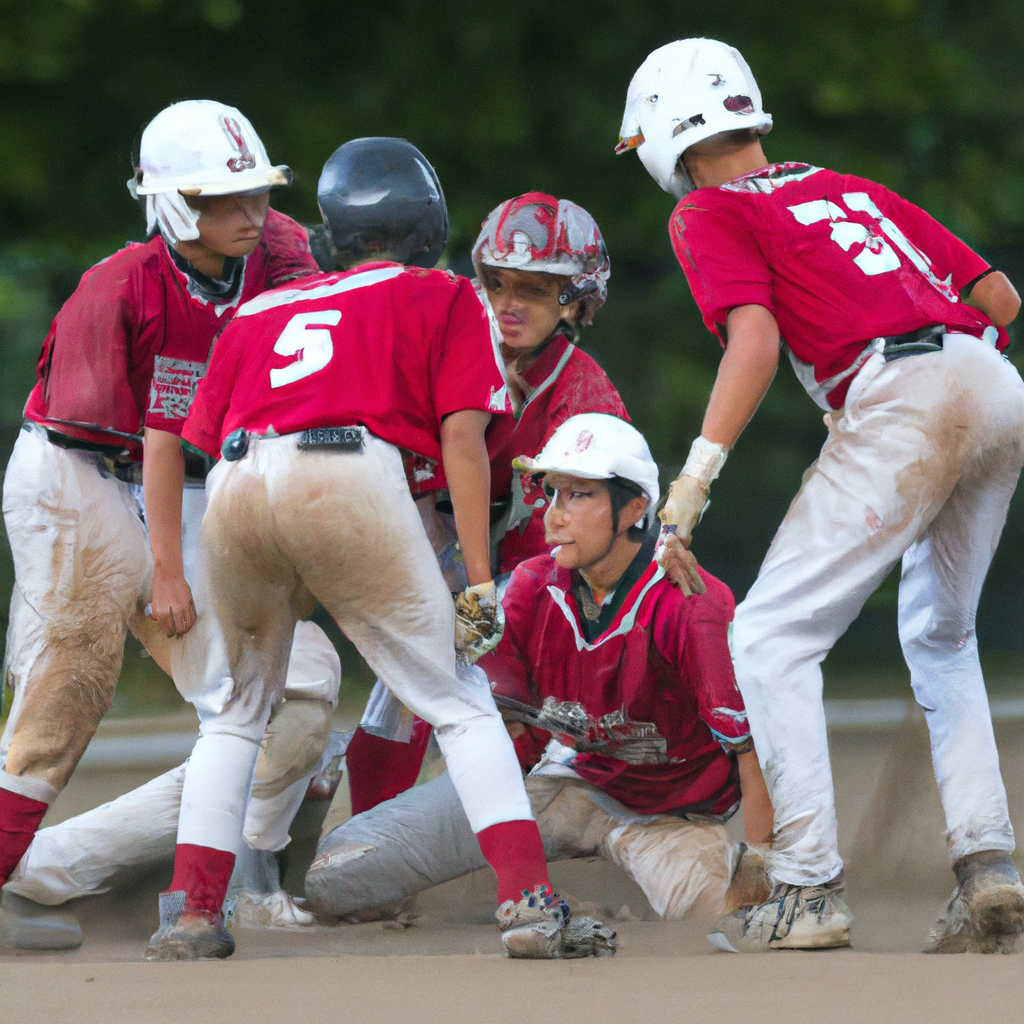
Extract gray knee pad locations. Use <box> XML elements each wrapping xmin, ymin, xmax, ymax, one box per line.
<box><xmin>304</xmin><ymin>772</ymin><xmax>486</xmax><ymax>917</ymax></box>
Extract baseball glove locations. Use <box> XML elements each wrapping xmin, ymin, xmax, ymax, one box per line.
<box><xmin>454</xmin><ymin>581</ymin><xmax>504</xmax><ymax>664</ymax></box>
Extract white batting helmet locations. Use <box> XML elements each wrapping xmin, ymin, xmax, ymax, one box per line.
<box><xmin>514</xmin><ymin>413</ymin><xmax>660</xmax><ymax>522</ymax></box>
<box><xmin>472</xmin><ymin>192</ymin><xmax>610</xmax><ymax>326</ymax></box>
<box><xmin>616</xmin><ymin>39</ymin><xmax>772</xmax><ymax>198</ymax></box>
<box><xmin>127</xmin><ymin>100</ymin><xmax>291</xmax><ymax>243</ymax></box>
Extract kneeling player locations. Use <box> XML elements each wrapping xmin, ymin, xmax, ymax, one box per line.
<box><xmin>305</xmin><ymin>414</ymin><xmax>773</xmax><ymax>925</ymax></box>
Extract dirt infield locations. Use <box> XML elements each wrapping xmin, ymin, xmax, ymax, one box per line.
<box><xmin>3</xmin><ymin>706</ymin><xmax>1024</xmax><ymax>1023</ymax></box>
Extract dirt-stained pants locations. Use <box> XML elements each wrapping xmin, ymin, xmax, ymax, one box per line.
<box><xmin>733</xmin><ymin>334</ymin><xmax>1024</xmax><ymax>886</ymax></box>
<box><xmin>306</xmin><ymin>770</ymin><xmax>732</xmax><ymax>921</ymax></box>
<box><xmin>0</xmin><ymin>423</ymin><xmax>340</xmax><ymax>818</ymax></box>
<box><xmin>173</xmin><ymin>432</ymin><xmax>531</xmax><ymax>861</ymax></box>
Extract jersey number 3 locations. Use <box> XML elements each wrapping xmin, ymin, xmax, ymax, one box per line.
<box><xmin>269</xmin><ymin>310</ymin><xmax>341</xmax><ymax>389</ymax></box>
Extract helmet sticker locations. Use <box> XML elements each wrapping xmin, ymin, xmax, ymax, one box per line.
<box><xmin>724</xmin><ymin>96</ymin><xmax>755</xmax><ymax>114</ymax></box>
<box><xmin>672</xmin><ymin>114</ymin><xmax>706</xmax><ymax>138</ymax></box>
<box><xmin>221</xmin><ymin>115</ymin><xmax>257</xmax><ymax>173</ymax></box>
<box><xmin>575</xmin><ymin>430</ymin><xmax>594</xmax><ymax>453</ymax></box>
<box><xmin>708</xmin><ymin>73</ymin><xmax>725</xmax><ymax>86</ymax></box>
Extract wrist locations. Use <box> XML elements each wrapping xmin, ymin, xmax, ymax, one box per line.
<box><xmin>680</xmin><ymin>436</ymin><xmax>729</xmax><ymax>491</ymax></box>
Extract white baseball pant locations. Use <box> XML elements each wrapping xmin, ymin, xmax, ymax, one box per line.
<box><xmin>172</xmin><ymin>431</ymin><xmax>531</xmax><ymax>861</ymax></box>
<box><xmin>306</xmin><ymin>761</ymin><xmax>734</xmax><ymax>922</ymax></box>
<box><xmin>733</xmin><ymin>334</ymin><xmax>1024</xmax><ymax>885</ymax></box>
<box><xmin>0</xmin><ymin>422</ymin><xmax>340</xmax><ymax>825</ymax></box>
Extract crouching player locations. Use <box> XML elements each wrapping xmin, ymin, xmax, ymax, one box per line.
<box><xmin>305</xmin><ymin>414</ymin><xmax>773</xmax><ymax>925</ymax></box>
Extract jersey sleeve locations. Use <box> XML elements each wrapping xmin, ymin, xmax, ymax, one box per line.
<box><xmin>260</xmin><ymin>209</ymin><xmax>320</xmax><ymax>286</ymax></box>
<box><xmin>432</xmin><ymin>276</ymin><xmax>512</xmax><ymax>420</ymax></box>
<box><xmin>38</xmin><ymin>249</ymin><xmax>157</xmax><ymax>438</ymax></box>
<box><xmin>670</xmin><ymin>195</ymin><xmax>775</xmax><ymax>343</ymax></box>
<box><xmin>477</xmin><ymin>568</ymin><xmax>540</xmax><ymax>707</ymax></box>
<box><xmin>656</xmin><ymin>573</ymin><xmax>750</xmax><ymax>751</ymax></box>
<box><xmin>181</xmin><ymin>325</ymin><xmax>242</xmax><ymax>458</ymax></box>
<box><xmin>870</xmin><ymin>184</ymin><xmax>990</xmax><ymax>293</ymax></box>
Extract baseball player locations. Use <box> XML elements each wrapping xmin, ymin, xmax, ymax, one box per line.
<box><xmin>305</xmin><ymin>414</ymin><xmax>773</xmax><ymax>924</ymax></box>
<box><xmin>346</xmin><ymin>193</ymin><xmax>651</xmax><ymax>815</ymax></box>
<box><xmin>618</xmin><ymin>38</ymin><xmax>1024</xmax><ymax>953</ymax></box>
<box><xmin>0</xmin><ymin>100</ymin><xmax>342</xmax><ymax>949</ymax></box>
<box><xmin>146</xmin><ymin>138</ymin><xmax>615</xmax><ymax>961</ymax></box>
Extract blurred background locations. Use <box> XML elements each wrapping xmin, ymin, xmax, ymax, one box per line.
<box><xmin>1</xmin><ymin>0</ymin><xmax>1022</xmax><ymax>717</ymax></box>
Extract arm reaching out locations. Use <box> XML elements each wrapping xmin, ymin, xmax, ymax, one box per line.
<box><xmin>143</xmin><ymin>427</ymin><xmax>196</xmax><ymax>638</ymax></box>
<box><xmin>440</xmin><ymin>408</ymin><xmax>492</xmax><ymax>587</ymax></box>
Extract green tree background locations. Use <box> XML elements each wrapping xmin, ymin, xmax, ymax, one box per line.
<box><xmin>1</xmin><ymin>0</ymin><xmax>1022</xmax><ymax>712</ymax></box>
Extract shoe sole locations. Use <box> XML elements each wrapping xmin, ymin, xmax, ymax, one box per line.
<box><xmin>707</xmin><ymin>927</ymin><xmax>852</xmax><ymax>953</ymax></box>
<box><xmin>144</xmin><ymin>939</ymin><xmax>235</xmax><ymax>962</ymax></box>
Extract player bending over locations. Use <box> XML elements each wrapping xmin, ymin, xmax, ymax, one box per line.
<box><xmin>144</xmin><ymin>138</ymin><xmax>615</xmax><ymax>962</ymax></box>
<box><xmin>0</xmin><ymin>101</ymin><xmax>340</xmax><ymax>950</ymax></box>
<box><xmin>345</xmin><ymin>193</ymin><xmax>644</xmax><ymax>814</ymax></box>
<box><xmin>305</xmin><ymin>414</ymin><xmax>773</xmax><ymax>926</ymax></box>
<box><xmin>619</xmin><ymin>38</ymin><xmax>1024</xmax><ymax>953</ymax></box>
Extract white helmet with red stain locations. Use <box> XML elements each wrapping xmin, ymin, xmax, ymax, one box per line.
<box><xmin>127</xmin><ymin>100</ymin><xmax>291</xmax><ymax>243</ymax></box>
<box><xmin>472</xmin><ymin>192</ymin><xmax>610</xmax><ymax>326</ymax></box>
<box><xmin>617</xmin><ymin>39</ymin><xmax>772</xmax><ymax>199</ymax></box>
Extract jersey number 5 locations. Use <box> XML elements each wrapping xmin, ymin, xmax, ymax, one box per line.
<box><xmin>269</xmin><ymin>310</ymin><xmax>341</xmax><ymax>389</ymax></box>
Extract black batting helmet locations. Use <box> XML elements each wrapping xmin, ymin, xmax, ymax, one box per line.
<box><xmin>317</xmin><ymin>137</ymin><xmax>449</xmax><ymax>270</ymax></box>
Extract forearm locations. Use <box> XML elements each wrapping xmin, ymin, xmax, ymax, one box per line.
<box><xmin>143</xmin><ymin>427</ymin><xmax>186</xmax><ymax>575</ymax></box>
<box><xmin>440</xmin><ymin>409</ymin><xmax>492</xmax><ymax>586</ymax></box>
<box><xmin>700</xmin><ymin>304</ymin><xmax>780</xmax><ymax>448</ymax></box>
<box><xmin>963</xmin><ymin>270</ymin><xmax>1021</xmax><ymax>327</ymax></box>
<box><xmin>737</xmin><ymin>749</ymin><xmax>773</xmax><ymax>846</ymax></box>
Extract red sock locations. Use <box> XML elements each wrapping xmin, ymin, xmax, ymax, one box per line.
<box><xmin>166</xmin><ymin>843</ymin><xmax>236</xmax><ymax>917</ymax></box>
<box><xmin>346</xmin><ymin>720</ymin><xmax>433</xmax><ymax>815</ymax></box>
<box><xmin>476</xmin><ymin>819</ymin><xmax>551</xmax><ymax>904</ymax></box>
<box><xmin>0</xmin><ymin>787</ymin><xmax>49</xmax><ymax>885</ymax></box>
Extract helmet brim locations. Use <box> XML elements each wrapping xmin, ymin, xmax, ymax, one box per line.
<box><xmin>135</xmin><ymin>165</ymin><xmax>292</xmax><ymax>196</ymax></box>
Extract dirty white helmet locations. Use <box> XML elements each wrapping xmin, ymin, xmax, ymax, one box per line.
<box><xmin>616</xmin><ymin>39</ymin><xmax>772</xmax><ymax>199</ymax></box>
<box><xmin>514</xmin><ymin>413</ymin><xmax>660</xmax><ymax>520</ymax></box>
<box><xmin>127</xmin><ymin>100</ymin><xmax>291</xmax><ymax>243</ymax></box>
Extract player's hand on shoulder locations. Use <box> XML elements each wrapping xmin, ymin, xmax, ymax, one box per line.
<box><xmin>148</xmin><ymin>568</ymin><xmax>197</xmax><ymax>638</ymax></box>
<box><xmin>655</xmin><ymin>529</ymin><xmax>707</xmax><ymax>597</ymax></box>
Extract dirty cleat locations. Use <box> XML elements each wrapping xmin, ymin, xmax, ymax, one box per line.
<box><xmin>496</xmin><ymin>884</ymin><xmax>617</xmax><ymax>959</ymax></box>
<box><xmin>223</xmin><ymin>845</ymin><xmax>315</xmax><ymax>929</ymax></box>
<box><xmin>145</xmin><ymin>891</ymin><xmax>235</xmax><ymax>961</ymax></box>
<box><xmin>708</xmin><ymin>873</ymin><xmax>852</xmax><ymax>953</ymax></box>
<box><xmin>0</xmin><ymin>890</ymin><xmax>82</xmax><ymax>950</ymax></box>
<box><xmin>924</xmin><ymin>850</ymin><xmax>1024</xmax><ymax>954</ymax></box>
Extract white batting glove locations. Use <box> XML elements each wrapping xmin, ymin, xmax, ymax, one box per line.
<box><xmin>657</xmin><ymin>436</ymin><xmax>729</xmax><ymax>541</ymax></box>
<box><xmin>454</xmin><ymin>581</ymin><xmax>505</xmax><ymax>664</ymax></box>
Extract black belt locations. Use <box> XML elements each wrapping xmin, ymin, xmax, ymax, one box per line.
<box><xmin>879</xmin><ymin>324</ymin><xmax>944</xmax><ymax>362</ymax></box>
<box><xmin>220</xmin><ymin>425</ymin><xmax>367</xmax><ymax>462</ymax></box>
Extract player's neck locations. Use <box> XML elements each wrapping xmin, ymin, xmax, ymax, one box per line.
<box><xmin>685</xmin><ymin>141</ymin><xmax>769</xmax><ymax>190</ymax></box>
<box><xmin>579</xmin><ymin>535</ymin><xmax>643</xmax><ymax>604</ymax></box>
<box><xmin>171</xmin><ymin>239</ymin><xmax>227</xmax><ymax>281</ymax></box>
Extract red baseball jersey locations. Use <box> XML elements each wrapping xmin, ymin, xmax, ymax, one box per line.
<box><xmin>480</xmin><ymin>554</ymin><xmax>748</xmax><ymax>817</ymax></box>
<box><xmin>486</xmin><ymin>333</ymin><xmax>629</xmax><ymax>573</ymax></box>
<box><xmin>671</xmin><ymin>163</ymin><xmax>1002</xmax><ymax>409</ymax></box>
<box><xmin>183</xmin><ymin>263</ymin><xmax>512</xmax><ymax>487</ymax></box>
<box><xmin>24</xmin><ymin>209</ymin><xmax>317</xmax><ymax>455</ymax></box>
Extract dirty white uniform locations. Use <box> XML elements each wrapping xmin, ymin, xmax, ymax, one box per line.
<box><xmin>307</xmin><ymin>533</ymin><xmax>752</xmax><ymax>921</ymax></box>
<box><xmin>671</xmin><ymin>162</ymin><xmax>1024</xmax><ymax>885</ymax></box>
<box><xmin>4</xmin><ymin>452</ymin><xmax>340</xmax><ymax>908</ymax></box>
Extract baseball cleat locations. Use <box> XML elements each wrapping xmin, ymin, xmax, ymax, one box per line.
<box><xmin>708</xmin><ymin>873</ymin><xmax>852</xmax><ymax>953</ymax></box>
<box><xmin>145</xmin><ymin>891</ymin><xmax>235</xmax><ymax>962</ymax></box>
<box><xmin>0</xmin><ymin>890</ymin><xmax>83</xmax><ymax>950</ymax></box>
<box><xmin>924</xmin><ymin>850</ymin><xmax>1024</xmax><ymax>954</ymax></box>
<box><xmin>496</xmin><ymin>884</ymin><xmax>617</xmax><ymax>959</ymax></box>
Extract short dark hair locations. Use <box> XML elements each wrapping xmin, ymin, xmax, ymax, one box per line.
<box><xmin>606</xmin><ymin>477</ymin><xmax>648</xmax><ymax>542</ymax></box>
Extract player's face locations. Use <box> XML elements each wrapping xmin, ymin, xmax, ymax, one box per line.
<box><xmin>186</xmin><ymin>189</ymin><xmax>271</xmax><ymax>258</ymax></box>
<box><xmin>541</xmin><ymin>473</ymin><xmax>616</xmax><ymax>570</ymax></box>
<box><xmin>479</xmin><ymin>267</ymin><xmax>580</xmax><ymax>352</ymax></box>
